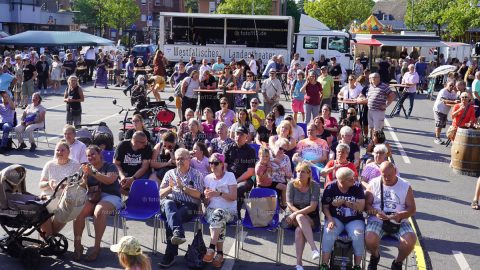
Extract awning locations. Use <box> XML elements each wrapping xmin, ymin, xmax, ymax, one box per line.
<box><xmin>0</xmin><ymin>31</ymin><xmax>114</xmax><ymax>46</ymax></box>
<box><xmin>378</xmin><ymin>39</ymin><xmax>447</xmax><ymax>47</ymax></box>
<box><xmin>354</xmin><ymin>39</ymin><xmax>383</xmax><ymax>46</ymax></box>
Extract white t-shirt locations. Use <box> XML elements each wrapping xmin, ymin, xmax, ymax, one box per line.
<box><xmin>249</xmin><ymin>59</ymin><xmax>258</xmax><ymax>75</ymax></box>
<box><xmin>368</xmin><ymin>176</ymin><xmax>410</xmax><ymax>223</ymax></box>
<box><xmin>203</xmin><ymin>171</ymin><xmax>237</xmax><ymax>212</ymax></box>
<box><xmin>340</xmin><ymin>84</ymin><xmax>362</xmax><ymax>109</ymax></box>
<box><xmin>40</xmin><ymin>159</ymin><xmax>81</xmax><ymax>196</ymax></box>
<box><xmin>69</xmin><ymin>140</ymin><xmax>87</xmax><ymax>163</ymax></box>
<box><xmin>291</xmin><ymin>125</ymin><xmax>305</xmax><ymax>141</ymax></box>
<box><xmin>433</xmin><ymin>88</ymin><xmax>457</xmax><ymax>114</ymax></box>
<box><xmin>199</xmin><ymin>64</ymin><xmax>212</xmax><ymax>81</ymax></box>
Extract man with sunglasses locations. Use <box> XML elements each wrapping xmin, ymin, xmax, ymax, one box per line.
<box><xmin>432</xmin><ymin>81</ymin><xmax>458</xmax><ymax>144</ymax></box>
<box><xmin>223</xmin><ymin>126</ymin><xmax>256</xmax><ymax>218</ymax></box>
<box><xmin>158</xmin><ymin>148</ymin><xmax>204</xmax><ymax>268</ymax></box>
<box><xmin>113</xmin><ymin>131</ymin><xmax>152</xmax><ymax>195</ymax></box>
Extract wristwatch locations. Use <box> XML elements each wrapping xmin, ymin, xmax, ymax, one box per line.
<box><xmin>92</xmin><ymin>168</ymin><xmax>98</xmax><ymax>175</ymax></box>
<box><xmin>182</xmin><ymin>185</ymin><xmax>187</xmax><ymax>192</ymax></box>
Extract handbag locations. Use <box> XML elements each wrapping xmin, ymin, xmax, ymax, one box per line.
<box><xmin>380</xmin><ymin>180</ymin><xmax>400</xmax><ymax>235</ymax></box>
<box><xmin>245</xmin><ymin>195</ymin><xmax>277</xmax><ymax>227</ymax></box>
<box><xmin>447</xmin><ymin>104</ymin><xmax>470</xmax><ymax>141</ymax></box>
<box><xmin>87</xmin><ymin>185</ymin><xmax>102</xmax><ymax>204</ymax></box>
<box><xmin>184</xmin><ymin>229</ymin><xmax>207</xmax><ymax>269</ymax></box>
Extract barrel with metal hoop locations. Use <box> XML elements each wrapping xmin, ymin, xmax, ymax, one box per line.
<box><xmin>451</xmin><ymin>128</ymin><xmax>480</xmax><ymax>176</ymax></box>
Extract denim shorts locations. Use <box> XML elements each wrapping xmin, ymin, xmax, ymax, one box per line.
<box><xmin>100</xmin><ymin>193</ymin><xmax>122</xmax><ymax>210</ymax></box>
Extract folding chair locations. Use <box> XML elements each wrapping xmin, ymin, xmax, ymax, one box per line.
<box><xmin>34</xmin><ymin>122</ymin><xmax>51</xmax><ymax>148</ymax></box>
<box><xmin>240</xmin><ymin>188</ymin><xmax>282</xmax><ymax>263</ymax></box>
<box><xmin>115</xmin><ymin>179</ymin><xmax>161</xmax><ymax>253</ymax></box>
<box><xmin>102</xmin><ymin>150</ymin><xmax>115</xmax><ymax>163</ymax></box>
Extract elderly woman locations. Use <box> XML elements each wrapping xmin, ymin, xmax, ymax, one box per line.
<box><xmin>201</xmin><ymin>107</ymin><xmax>218</xmax><ymax>142</ymax></box>
<box><xmin>270</xmin><ymin>138</ymin><xmax>293</xmax><ymax>208</ymax></box>
<box><xmin>360</xmin><ymin>144</ymin><xmax>399</xmax><ymax>190</ymax></box>
<box><xmin>15</xmin><ymin>92</ymin><xmax>46</xmax><ymax>151</ymax></box>
<box><xmin>73</xmin><ymin>145</ymin><xmax>122</xmax><ymax>261</ymax></box>
<box><xmin>320</xmin><ymin>167</ymin><xmax>365</xmax><ymax>270</ymax></box>
<box><xmin>450</xmin><ymin>92</ymin><xmax>476</xmax><ymax>140</ymax></box>
<box><xmin>321</xmin><ymin>143</ymin><xmax>358</xmax><ymax>188</ymax></box>
<box><xmin>331</xmin><ymin>126</ymin><xmax>361</xmax><ymax>168</ymax></box>
<box><xmin>181</xmin><ymin>118</ymin><xmax>207</xmax><ymax>151</ymax></box>
<box><xmin>150</xmin><ymin>131</ymin><xmax>179</xmax><ymax>183</ymax></box>
<box><xmin>229</xmin><ymin>109</ymin><xmax>255</xmax><ymax>142</ymax></box>
<box><xmin>39</xmin><ymin>140</ymin><xmax>81</xmax><ymax>237</ymax></box>
<box><xmin>124</xmin><ymin>114</ymin><xmax>151</xmax><ymax>142</ymax></box>
<box><xmin>63</xmin><ymin>75</ymin><xmax>85</xmax><ymax>126</ymax></box>
<box><xmin>285</xmin><ymin>162</ymin><xmax>321</xmax><ymax>270</ymax></box>
<box><xmin>178</xmin><ymin>108</ymin><xmax>195</xmax><ymax>140</ymax></box>
<box><xmin>202</xmin><ymin>153</ymin><xmax>237</xmax><ymax>268</ymax></box>
<box><xmin>321</xmin><ymin>104</ymin><xmax>339</xmax><ymax>137</ymax></box>
<box><xmin>208</xmin><ymin>122</ymin><xmax>234</xmax><ymax>155</ymax></box>
<box><xmin>293</xmin><ymin>123</ymin><xmax>329</xmax><ymax>170</ymax></box>
<box><xmin>313</xmin><ymin>116</ymin><xmax>334</xmax><ymax>147</ymax></box>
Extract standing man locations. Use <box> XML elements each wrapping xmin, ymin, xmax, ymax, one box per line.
<box><xmin>432</xmin><ymin>81</ymin><xmax>458</xmax><ymax>144</ymax></box>
<box><xmin>261</xmin><ymin>69</ymin><xmax>282</xmax><ymax>115</ymax></box>
<box><xmin>0</xmin><ymin>64</ymin><xmax>15</xmax><ymax>98</ymax></box>
<box><xmin>362</xmin><ymin>73</ymin><xmax>395</xmax><ymax>137</ymax></box>
<box><xmin>199</xmin><ymin>59</ymin><xmax>212</xmax><ymax>81</ymax></box>
<box><xmin>223</xmin><ymin>126</ymin><xmax>256</xmax><ymax>218</ymax></box>
<box><xmin>328</xmin><ymin>57</ymin><xmax>343</xmax><ymax>110</ymax></box>
<box><xmin>395</xmin><ymin>64</ymin><xmax>419</xmax><ymax>117</ymax></box>
<box><xmin>0</xmin><ymin>91</ymin><xmax>14</xmax><ymax>153</ymax></box>
<box><xmin>185</xmin><ymin>56</ymin><xmax>198</xmax><ymax>75</ymax></box>
<box><xmin>212</xmin><ymin>56</ymin><xmax>225</xmax><ymax>73</ymax></box>
<box><xmin>84</xmin><ymin>46</ymin><xmax>96</xmax><ymax>81</ymax></box>
<box><xmin>21</xmin><ymin>56</ymin><xmax>37</xmax><ymax>109</ymax></box>
<box><xmin>35</xmin><ymin>55</ymin><xmax>49</xmax><ymax>94</ymax></box>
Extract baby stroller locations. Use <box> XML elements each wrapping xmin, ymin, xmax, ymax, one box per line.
<box><xmin>0</xmin><ymin>165</ymin><xmax>86</xmax><ymax>268</ymax></box>
<box><xmin>75</xmin><ymin>122</ymin><xmax>115</xmax><ymax>150</ymax></box>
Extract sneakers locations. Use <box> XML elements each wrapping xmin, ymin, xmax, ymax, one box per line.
<box><xmin>295</xmin><ymin>265</ymin><xmax>305</xmax><ymax>270</ymax></box>
<box><xmin>434</xmin><ymin>138</ymin><xmax>444</xmax><ymax>145</ymax></box>
<box><xmin>203</xmin><ymin>248</ymin><xmax>215</xmax><ymax>263</ymax></box>
<box><xmin>29</xmin><ymin>143</ymin><xmax>37</xmax><ymax>152</ymax></box>
<box><xmin>158</xmin><ymin>252</ymin><xmax>176</xmax><ymax>268</ymax></box>
<box><xmin>312</xmin><ymin>249</ymin><xmax>320</xmax><ymax>260</ymax></box>
<box><xmin>319</xmin><ymin>263</ymin><xmax>329</xmax><ymax>270</ymax></box>
<box><xmin>367</xmin><ymin>253</ymin><xmax>381</xmax><ymax>270</ymax></box>
<box><xmin>391</xmin><ymin>260</ymin><xmax>403</xmax><ymax>270</ymax></box>
<box><xmin>212</xmin><ymin>253</ymin><xmax>224</xmax><ymax>268</ymax></box>
<box><xmin>17</xmin><ymin>142</ymin><xmax>27</xmax><ymax>150</ymax></box>
<box><xmin>170</xmin><ymin>229</ymin><xmax>186</xmax><ymax>245</ymax></box>
<box><xmin>353</xmin><ymin>265</ymin><xmax>362</xmax><ymax>270</ymax></box>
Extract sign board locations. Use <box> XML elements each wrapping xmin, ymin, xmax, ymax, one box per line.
<box><xmin>209</xmin><ymin>2</ymin><xmax>216</xmax><ymax>13</ymax></box>
<box><xmin>147</xmin><ymin>21</ymin><xmax>152</xmax><ymax>27</ymax></box>
<box><xmin>131</xmin><ymin>24</ymin><xmax>136</xmax><ymax>30</ymax></box>
<box><xmin>163</xmin><ymin>44</ymin><xmax>288</xmax><ymax>63</ymax></box>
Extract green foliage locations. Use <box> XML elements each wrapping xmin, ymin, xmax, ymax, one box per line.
<box><xmin>73</xmin><ymin>0</ymin><xmax>99</xmax><ymax>27</ymax></box>
<box><xmin>286</xmin><ymin>0</ymin><xmax>301</xmax><ymax>32</ymax></box>
<box><xmin>185</xmin><ymin>0</ymin><xmax>199</xmax><ymax>13</ymax></box>
<box><xmin>304</xmin><ymin>0</ymin><xmax>374</xmax><ymax>30</ymax></box>
<box><xmin>103</xmin><ymin>0</ymin><xmax>140</xmax><ymax>31</ymax></box>
<box><xmin>404</xmin><ymin>0</ymin><xmax>449</xmax><ymax>32</ymax></box>
<box><xmin>216</xmin><ymin>0</ymin><xmax>272</xmax><ymax>15</ymax></box>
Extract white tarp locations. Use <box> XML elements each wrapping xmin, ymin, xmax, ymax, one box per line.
<box><xmin>299</xmin><ymin>14</ymin><xmax>330</xmax><ymax>32</ymax></box>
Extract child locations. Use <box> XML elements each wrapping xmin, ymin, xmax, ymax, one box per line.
<box><xmin>255</xmin><ymin>146</ymin><xmax>273</xmax><ymax>188</ymax></box>
<box><xmin>110</xmin><ymin>236</ymin><xmax>152</xmax><ymax>270</ymax></box>
<box><xmin>190</xmin><ymin>142</ymin><xmax>211</xmax><ymax>177</ymax></box>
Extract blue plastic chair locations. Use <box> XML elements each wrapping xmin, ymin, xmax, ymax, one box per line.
<box><xmin>297</xmin><ymin>122</ymin><xmax>307</xmax><ymax>137</ymax></box>
<box><xmin>310</xmin><ymin>166</ymin><xmax>321</xmax><ymax>184</ymax></box>
<box><xmin>155</xmin><ymin>207</ymin><xmax>202</xmax><ymax>248</ymax></box>
<box><xmin>241</xmin><ymin>188</ymin><xmax>282</xmax><ymax>263</ymax></box>
<box><xmin>102</xmin><ymin>150</ymin><xmax>115</xmax><ymax>163</ymax></box>
<box><xmin>116</xmin><ymin>179</ymin><xmax>161</xmax><ymax>253</ymax></box>
<box><xmin>248</xmin><ymin>143</ymin><xmax>261</xmax><ymax>157</ymax></box>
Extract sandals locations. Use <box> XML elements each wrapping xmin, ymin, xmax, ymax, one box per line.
<box><xmin>72</xmin><ymin>245</ymin><xmax>84</xmax><ymax>261</ymax></box>
<box><xmin>472</xmin><ymin>200</ymin><xmax>479</xmax><ymax>210</ymax></box>
<box><xmin>212</xmin><ymin>254</ymin><xmax>224</xmax><ymax>268</ymax></box>
<box><xmin>84</xmin><ymin>247</ymin><xmax>101</xmax><ymax>262</ymax></box>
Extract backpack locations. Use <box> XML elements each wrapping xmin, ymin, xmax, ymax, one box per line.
<box><xmin>174</xmin><ymin>78</ymin><xmax>189</xmax><ymax>97</ymax></box>
<box><xmin>92</xmin><ymin>122</ymin><xmax>114</xmax><ymax>150</ymax></box>
<box><xmin>184</xmin><ymin>229</ymin><xmax>207</xmax><ymax>269</ymax></box>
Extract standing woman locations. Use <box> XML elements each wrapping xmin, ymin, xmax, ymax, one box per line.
<box><xmin>218</xmin><ymin>66</ymin><xmax>236</xmax><ymax>110</ymax></box>
<box><xmin>285</xmin><ymin>162</ymin><xmax>321</xmax><ymax>270</ymax></box>
<box><xmin>63</xmin><ymin>75</ymin><xmax>84</xmax><ymax>126</ymax></box>
<box><xmin>94</xmin><ymin>53</ymin><xmax>109</xmax><ymax>89</ymax></box>
<box><xmin>50</xmin><ymin>55</ymin><xmax>63</xmax><ymax>94</ymax></box>
<box><xmin>301</xmin><ymin>70</ymin><xmax>323</xmax><ymax>124</ymax></box>
<box><xmin>181</xmin><ymin>70</ymin><xmax>201</xmax><ymax>118</ymax></box>
<box><xmin>241</xmin><ymin>71</ymin><xmax>260</xmax><ymax>109</ymax></box>
<box><xmin>153</xmin><ymin>50</ymin><xmax>167</xmax><ymax>78</ymax></box>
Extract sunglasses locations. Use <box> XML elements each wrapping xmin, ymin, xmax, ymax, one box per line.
<box><xmin>267</xmin><ymin>118</ymin><xmax>274</xmax><ymax>121</ymax></box>
<box><xmin>461</xmin><ymin>96</ymin><xmax>468</xmax><ymax>99</ymax></box>
<box><xmin>251</xmin><ymin>101</ymin><xmax>258</xmax><ymax>104</ymax></box>
<box><xmin>279</xmin><ymin>147</ymin><xmax>287</xmax><ymax>152</ymax></box>
<box><xmin>209</xmin><ymin>161</ymin><xmax>221</xmax><ymax>166</ymax></box>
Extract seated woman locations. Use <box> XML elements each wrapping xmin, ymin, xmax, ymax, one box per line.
<box><xmin>330</xmin><ymin>126</ymin><xmax>360</xmax><ymax>168</ymax></box>
<box><xmin>208</xmin><ymin>122</ymin><xmax>234</xmax><ymax>155</ymax></box>
<box><xmin>284</xmin><ymin>115</ymin><xmax>305</xmax><ymax>142</ymax></box>
<box><xmin>361</xmin><ymin>144</ymin><xmax>399</xmax><ymax>190</ymax></box>
<box><xmin>321</xmin><ymin>143</ymin><xmax>359</xmax><ymax>188</ymax></box>
<box><xmin>313</xmin><ymin>116</ymin><xmax>334</xmax><ymax>147</ymax></box>
<box><xmin>270</xmin><ymin>138</ymin><xmax>293</xmax><ymax>208</ymax></box>
<box><xmin>269</xmin><ymin>120</ymin><xmax>297</xmax><ymax>161</ymax></box>
<box><xmin>320</xmin><ymin>167</ymin><xmax>365</xmax><ymax>270</ymax></box>
<box><xmin>272</xmin><ymin>103</ymin><xmax>286</xmax><ymax>127</ymax></box>
<box><xmin>228</xmin><ymin>109</ymin><xmax>255</xmax><ymax>142</ymax></box>
<box><xmin>292</xmin><ymin>124</ymin><xmax>329</xmax><ymax>170</ymax></box>
<box><xmin>284</xmin><ymin>162</ymin><xmax>320</xmax><ymax>270</ymax></box>
<box><xmin>149</xmin><ymin>131</ymin><xmax>179</xmax><ymax>184</ymax></box>
<box><xmin>202</xmin><ymin>153</ymin><xmax>237</xmax><ymax>268</ymax></box>
<box><xmin>201</xmin><ymin>107</ymin><xmax>218</xmax><ymax>142</ymax></box>
<box><xmin>39</xmin><ymin>140</ymin><xmax>81</xmax><ymax>237</ymax></box>
<box><xmin>255</xmin><ymin>112</ymin><xmax>277</xmax><ymax>145</ymax></box>
<box><xmin>215</xmin><ymin>97</ymin><xmax>235</xmax><ymax>128</ymax></box>
<box><xmin>180</xmin><ymin>118</ymin><xmax>207</xmax><ymax>151</ymax></box>
<box><xmin>178</xmin><ymin>108</ymin><xmax>195</xmax><ymax>140</ymax></box>
<box><xmin>321</xmin><ymin>104</ymin><xmax>339</xmax><ymax>137</ymax></box>
<box><xmin>339</xmin><ymin>109</ymin><xmax>362</xmax><ymax>145</ymax></box>
<box><xmin>365</xmin><ymin>130</ymin><xmax>392</xmax><ymax>163</ymax></box>
<box><xmin>191</xmin><ymin>142</ymin><xmax>211</xmax><ymax>178</ymax></box>
<box><xmin>73</xmin><ymin>145</ymin><xmax>122</xmax><ymax>261</ymax></box>
<box><xmin>15</xmin><ymin>92</ymin><xmax>46</xmax><ymax>151</ymax></box>
<box><xmin>124</xmin><ymin>114</ymin><xmax>151</xmax><ymax>143</ymax></box>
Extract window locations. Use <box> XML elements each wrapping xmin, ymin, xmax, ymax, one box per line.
<box><xmin>141</xmin><ymin>14</ymin><xmax>146</xmax><ymax>22</ymax></box>
<box><xmin>328</xmin><ymin>37</ymin><xmax>349</xmax><ymax>54</ymax></box>
<box><xmin>303</xmin><ymin>36</ymin><xmax>319</xmax><ymax>49</ymax></box>
<box><xmin>321</xmin><ymin>37</ymin><xmax>327</xmax><ymax>50</ymax></box>
<box><xmin>164</xmin><ymin>0</ymin><xmax>172</xmax><ymax>7</ymax></box>
<box><xmin>141</xmin><ymin>0</ymin><xmax>146</xmax><ymax>4</ymax></box>
<box><xmin>226</xmin><ymin>19</ymin><xmax>289</xmax><ymax>48</ymax></box>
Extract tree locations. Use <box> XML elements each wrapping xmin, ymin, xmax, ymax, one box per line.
<box><xmin>286</xmin><ymin>0</ymin><xmax>301</xmax><ymax>32</ymax></box>
<box><xmin>103</xmin><ymin>0</ymin><xmax>140</xmax><ymax>32</ymax></box>
<box><xmin>185</xmin><ymin>0</ymin><xmax>199</xmax><ymax>13</ymax></box>
<box><xmin>404</xmin><ymin>0</ymin><xmax>450</xmax><ymax>34</ymax></box>
<box><xmin>73</xmin><ymin>0</ymin><xmax>100</xmax><ymax>27</ymax></box>
<box><xmin>304</xmin><ymin>0</ymin><xmax>374</xmax><ymax>30</ymax></box>
<box><xmin>216</xmin><ymin>0</ymin><xmax>272</xmax><ymax>15</ymax></box>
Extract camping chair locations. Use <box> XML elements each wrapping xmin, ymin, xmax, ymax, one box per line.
<box><xmin>34</xmin><ymin>122</ymin><xmax>50</xmax><ymax>148</ymax></box>
<box><xmin>116</xmin><ymin>179</ymin><xmax>161</xmax><ymax>253</ymax></box>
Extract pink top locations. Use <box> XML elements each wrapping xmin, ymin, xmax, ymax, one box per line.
<box><xmin>202</xmin><ymin>119</ymin><xmax>218</xmax><ymax>141</ymax></box>
<box><xmin>255</xmin><ymin>162</ymin><xmax>273</xmax><ymax>187</ymax></box>
<box><xmin>215</xmin><ymin>109</ymin><xmax>235</xmax><ymax>128</ymax></box>
<box><xmin>324</xmin><ymin>116</ymin><xmax>338</xmax><ymax>137</ymax></box>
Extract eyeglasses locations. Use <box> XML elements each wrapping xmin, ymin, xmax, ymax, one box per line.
<box><xmin>251</xmin><ymin>102</ymin><xmax>258</xmax><ymax>104</ymax></box>
<box><xmin>279</xmin><ymin>147</ymin><xmax>287</xmax><ymax>152</ymax></box>
<box><xmin>266</xmin><ymin>118</ymin><xmax>274</xmax><ymax>121</ymax></box>
<box><xmin>209</xmin><ymin>161</ymin><xmax>221</xmax><ymax>166</ymax></box>
<box><xmin>348</xmin><ymin>78</ymin><xmax>355</xmax><ymax>81</ymax></box>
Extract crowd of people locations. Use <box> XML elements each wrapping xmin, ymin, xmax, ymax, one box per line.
<box><xmin>1</xmin><ymin>45</ymin><xmax>480</xmax><ymax>270</ymax></box>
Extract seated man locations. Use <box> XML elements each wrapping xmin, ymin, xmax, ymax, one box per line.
<box><xmin>113</xmin><ymin>131</ymin><xmax>152</xmax><ymax>195</ymax></box>
<box><xmin>158</xmin><ymin>148</ymin><xmax>204</xmax><ymax>268</ymax></box>
<box><xmin>63</xmin><ymin>124</ymin><xmax>87</xmax><ymax>163</ymax></box>
<box><xmin>365</xmin><ymin>161</ymin><xmax>416</xmax><ymax>270</ymax></box>
<box><xmin>223</xmin><ymin>126</ymin><xmax>256</xmax><ymax>218</ymax></box>
<box><xmin>0</xmin><ymin>91</ymin><xmax>15</xmax><ymax>153</ymax></box>
<box><xmin>15</xmin><ymin>92</ymin><xmax>46</xmax><ymax>152</ymax></box>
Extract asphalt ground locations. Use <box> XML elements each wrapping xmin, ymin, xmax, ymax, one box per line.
<box><xmin>0</xmin><ymin>81</ymin><xmax>477</xmax><ymax>270</ymax></box>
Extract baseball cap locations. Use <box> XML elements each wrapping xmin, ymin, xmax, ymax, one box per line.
<box><xmin>22</xmin><ymin>55</ymin><xmax>30</xmax><ymax>61</ymax></box>
<box><xmin>235</xmin><ymin>125</ymin><xmax>249</xmax><ymax>134</ymax></box>
<box><xmin>269</xmin><ymin>68</ymin><xmax>277</xmax><ymax>73</ymax></box>
<box><xmin>320</xmin><ymin>66</ymin><xmax>328</xmax><ymax>70</ymax></box>
<box><xmin>110</xmin><ymin>236</ymin><xmax>142</xmax><ymax>256</ymax></box>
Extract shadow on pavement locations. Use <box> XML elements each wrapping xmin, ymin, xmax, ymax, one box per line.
<box><xmin>416</xmin><ymin>212</ymin><xmax>479</xmax><ymax>230</ymax></box>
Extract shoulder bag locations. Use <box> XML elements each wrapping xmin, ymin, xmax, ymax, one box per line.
<box><xmin>380</xmin><ymin>180</ymin><xmax>400</xmax><ymax>235</ymax></box>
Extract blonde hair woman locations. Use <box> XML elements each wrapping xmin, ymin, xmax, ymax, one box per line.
<box><xmin>269</xmin><ymin>120</ymin><xmax>297</xmax><ymax>154</ymax></box>
<box><xmin>63</xmin><ymin>75</ymin><xmax>84</xmax><ymax>126</ymax></box>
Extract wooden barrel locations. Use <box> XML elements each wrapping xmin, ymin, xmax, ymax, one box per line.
<box><xmin>451</xmin><ymin>128</ymin><xmax>480</xmax><ymax>175</ymax></box>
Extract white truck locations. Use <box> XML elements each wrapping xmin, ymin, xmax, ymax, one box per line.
<box><xmin>158</xmin><ymin>12</ymin><xmax>353</xmax><ymax>73</ymax></box>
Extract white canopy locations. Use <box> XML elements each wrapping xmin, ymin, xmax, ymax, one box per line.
<box><xmin>299</xmin><ymin>14</ymin><xmax>330</xmax><ymax>32</ymax></box>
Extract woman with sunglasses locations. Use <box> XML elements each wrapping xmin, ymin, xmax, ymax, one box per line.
<box><xmin>202</xmin><ymin>153</ymin><xmax>237</xmax><ymax>268</ymax></box>
<box><xmin>270</xmin><ymin>138</ymin><xmax>293</xmax><ymax>208</ymax></box>
<box><xmin>241</xmin><ymin>71</ymin><xmax>260</xmax><ymax>109</ymax></box>
<box><xmin>150</xmin><ymin>131</ymin><xmax>179</xmax><ymax>183</ymax></box>
<box><xmin>247</xmin><ymin>97</ymin><xmax>265</xmax><ymax>130</ymax></box>
<box><xmin>123</xmin><ymin>114</ymin><xmax>151</xmax><ymax>143</ymax></box>
<box><xmin>450</xmin><ymin>92</ymin><xmax>476</xmax><ymax>140</ymax></box>
<box><xmin>338</xmin><ymin>75</ymin><xmax>362</xmax><ymax>114</ymax></box>
<box><xmin>255</xmin><ymin>112</ymin><xmax>277</xmax><ymax>145</ymax></box>
<box><xmin>215</xmin><ymin>97</ymin><xmax>235</xmax><ymax>128</ymax></box>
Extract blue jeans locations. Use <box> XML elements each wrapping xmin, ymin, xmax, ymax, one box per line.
<box><xmin>396</xmin><ymin>92</ymin><xmax>415</xmax><ymax>115</ymax></box>
<box><xmin>0</xmin><ymin>122</ymin><xmax>13</xmax><ymax>147</ymax></box>
<box><xmin>304</xmin><ymin>103</ymin><xmax>320</xmax><ymax>124</ymax></box>
<box><xmin>160</xmin><ymin>199</ymin><xmax>197</xmax><ymax>254</ymax></box>
<box><xmin>321</xmin><ymin>217</ymin><xmax>365</xmax><ymax>256</ymax></box>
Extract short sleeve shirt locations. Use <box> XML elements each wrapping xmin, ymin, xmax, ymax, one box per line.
<box><xmin>296</xmin><ymin>138</ymin><xmax>329</xmax><ymax>163</ymax></box>
<box><xmin>160</xmin><ymin>167</ymin><xmax>204</xmax><ymax>205</ymax></box>
<box><xmin>114</xmin><ymin>140</ymin><xmax>152</xmax><ymax>177</ymax></box>
<box><xmin>367</xmin><ymin>82</ymin><xmax>392</xmax><ymax>111</ymax></box>
<box><xmin>287</xmin><ymin>181</ymin><xmax>320</xmax><ymax>210</ymax></box>
<box><xmin>223</xmin><ymin>143</ymin><xmax>256</xmax><ymax>179</ymax></box>
<box><xmin>203</xmin><ymin>171</ymin><xmax>237</xmax><ymax>211</ymax></box>
<box><xmin>87</xmin><ymin>162</ymin><xmax>121</xmax><ymax>197</ymax></box>
<box><xmin>321</xmin><ymin>181</ymin><xmax>365</xmax><ymax>223</ymax></box>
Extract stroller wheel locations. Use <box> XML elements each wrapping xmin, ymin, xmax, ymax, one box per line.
<box><xmin>44</xmin><ymin>233</ymin><xmax>68</xmax><ymax>256</ymax></box>
<box><xmin>21</xmin><ymin>246</ymin><xmax>41</xmax><ymax>269</ymax></box>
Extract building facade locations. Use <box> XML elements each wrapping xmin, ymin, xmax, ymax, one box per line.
<box><xmin>198</xmin><ymin>0</ymin><xmax>285</xmax><ymax>15</ymax></box>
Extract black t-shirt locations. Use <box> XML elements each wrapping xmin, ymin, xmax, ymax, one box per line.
<box><xmin>360</xmin><ymin>57</ymin><xmax>369</xmax><ymax>69</ymax></box>
<box><xmin>329</xmin><ymin>63</ymin><xmax>342</xmax><ymax>77</ymax></box>
<box><xmin>223</xmin><ymin>143</ymin><xmax>256</xmax><ymax>179</ymax></box>
<box><xmin>202</xmin><ymin>75</ymin><xmax>217</xmax><ymax>88</ymax></box>
<box><xmin>35</xmin><ymin>61</ymin><xmax>49</xmax><ymax>77</ymax></box>
<box><xmin>331</xmin><ymin>141</ymin><xmax>360</xmax><ymax>163</ymax></box>
<box><xmin>155</xmin><ymin>143</ymin><xmax>180</xmax><ymax>171</ymax></box>
<box><xmin>321</xmin><ymin>181</ymin><xmax>365</xmax><ymax>223</ymax></box>
<box><xmin>87</xmin><ymin>162</ymin><xmax>121</xmax><ymax>197</ymax></box>
<box><xmin>256</xmin><ymin>125</ymin><xmax>277</xmax><ymax>144</ymax></box>
<box><xmin>399</xmin><ymin>51</ymin><xmax>408</xmax><ymax>59</ymax></box>
<box><xmin>23</xmin><ymin>64</ymin><xmax>36</xmax><ymax>81</ymax></box>
<box><xmin>124</xmin><ymin>128</ymin><xmax>151</xmax><ymax>142</ymax></box>
<box><xmin>63</xmin><ymin>60</ymin><xmax>77</xmax><ymax>76</ymax></box>
<box><xmin>316</xmin><ymin>129</ymin><xmax>332</xmax><ymax>141</ymax></box>
<box><xmin>114</xmin><ymin>140</ymin><xmax>153</xmax><ymax>177</ymax></box>
<box><xmin>318</xmin><ymin>59</ymin><xmax>329</xmax><ymax>68</ymax></box>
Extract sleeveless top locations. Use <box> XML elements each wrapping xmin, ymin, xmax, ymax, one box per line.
<box><xmin>67</xmin><ymin>86</ymin><xmax>82</xmax><ymax>112</ymax></box>
<box><xmin>369</xmin><ymin>176</ymin><xmax>410</xmax><ymax>223</ymax></box>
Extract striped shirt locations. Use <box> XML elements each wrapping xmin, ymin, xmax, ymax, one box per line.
<box><xmin>161</xmin><ymin>167</ymin><xmax>204</xmax><ymax>205</ymax></box>
<box><xmin>367</xmin><ymin>82</ymin><xmax>392</xmax><ymax>111</ymax></box>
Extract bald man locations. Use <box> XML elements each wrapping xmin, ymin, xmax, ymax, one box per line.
<box><xmin>364</xmin><ymin>161</ymin><xmax>416</xmax><ymax>270</ymax></box>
